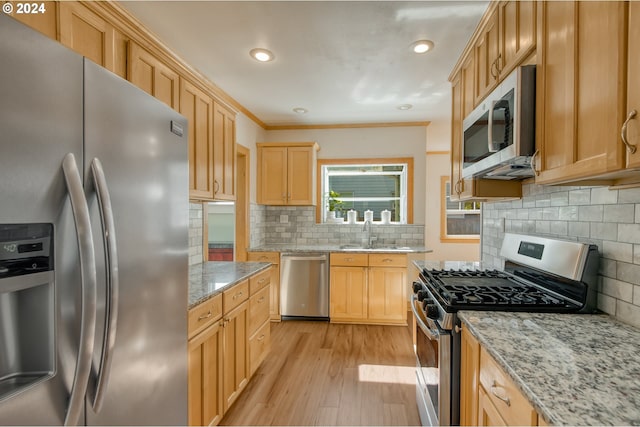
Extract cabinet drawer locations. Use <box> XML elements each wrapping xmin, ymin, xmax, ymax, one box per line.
<box><xmin>249</xmin><ymin>320</ymin><xmax>271</xmax><ymax>376</ymax></box>
<box><xmin>223</xmin><ymin>280</ymin><xmax>249</xmax><ymax>314</ymax></box>
<box><xmin>247</xmin><ymin>251</ymin><xmax>279</xmax><ymax>264</ymax></box>
<box><xmin>479</xmin><ymin>348</ymin><xmax>537</xmax><ymax>426</ymax></box>
<box><xmin>188</xmin><ymin>293</ymin><xmax>222</xmax><ymax>339</ymax></box>
<box><xmin>368</xmin><ymin>253</ymin><xmax>407</xmax><ymax>267</ymax></box>
<box><xmin>249</xmin><ymin>268</ymin><xmax>271</xmax><ymax>295</ymax></box>
<box><xmin>249</xmin><ymin>286</ymin><xmax>270</xmax><ymax>336</ymax></box>
<box><xmin>330</xmin><ymin>252</ymin><xmax>368</xmax><ymax>267</ymax></box>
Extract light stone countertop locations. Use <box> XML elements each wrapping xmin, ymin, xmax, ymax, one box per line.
<box><xmin>459</xmin><ymin>311</ymin><xmax>640</xmax><ymax>426</ymax></box>
<box><xmin>188</xmin><ymin>261</ymin><xmax>271</xmax><ymax>309</ymax></box>
<box><xmin>249</xmin><ymin>244</ymin><xmax>431</xmax><ymax>253</ymax></box>
<box><xmin>412</xmin><ymin>259</ymin><xmax>482</xmax><ymax>272</ymax></box>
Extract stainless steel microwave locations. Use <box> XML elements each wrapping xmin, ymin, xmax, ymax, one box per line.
<box><xmin>462</xmin><ymin>65</ymin><xmax>536</xmax><ymax>180</ymax></box>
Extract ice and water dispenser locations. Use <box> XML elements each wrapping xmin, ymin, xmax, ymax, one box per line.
<box><xmin>0</xmin><ymin>224</ymin><xmax>55</xmax><ymax>400</ymax></box>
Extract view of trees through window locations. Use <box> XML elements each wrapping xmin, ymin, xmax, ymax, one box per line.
<box><xmin>322</xmin><ymin>163</ymin><xmax>408</xmax><ymax>223</ymax></box>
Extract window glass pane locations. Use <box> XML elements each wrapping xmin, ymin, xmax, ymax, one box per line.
<box><xmin>329</xmin><ymin>175</ymin><xmax>400</xmax><ymax>198</ymax></box>
<box><xmin>446</xmin><ymin>213</ymin><xmax>481</xmax><ymax>235</ymax></box>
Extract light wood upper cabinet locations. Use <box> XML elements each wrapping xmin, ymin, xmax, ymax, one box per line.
<box><xmin>6</xmin><ymin>1</ymin><xmax>57</xmax><ymax>39</ymax></box>
<box><xmin>498</xmin><ymin>1</ymin><xmax>536</xmax><ymax>80</ymax></box>
<box><xmin>535</xmin><ymin>1</ymin><xmax>629</xmax><ymax>184</ymax></box>
<box><xmin>181</xmin><ymin>78</ymin><xmax>214</xmax><ymax>200</ymax></box>
<box><xmin>625</xmin><ymin>1</ymin><xmax>640</xmax><ymax>169</ymax></box>
<box><xmin>257</xmin><ymin>142</ymin><xmax>319</xmax><ymax>206</ymax></box>
<box><xmin>474</xmin><ymin>1</ymin><xmax>536</xmax><ymax>104</ymax></box>
<box><xmin>213</xmin><ymin>102</ymin><xmax>236</xmax><ymax>201</ymax></box>
<box><xmin>128</xmin><ymin>41</ymin><xmax>180</xmax><ymax>110</ymax></box>
<box><xmin>59</xmin><ymin>2</ymin><xmax>126</xmax><ymax>79</ymax></box>
<box><xmin>474</xmin><ymin>6</ymin><xmax>500</xmax><ymax>103</ymax></box>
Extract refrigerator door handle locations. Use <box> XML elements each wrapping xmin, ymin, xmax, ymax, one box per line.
<box><xmin>61</xmin><ymin>153</ymin><xmax>98</xmax><ymax>426</ymax></box>
<box><xmin>88</xmin><ymin>157</ymin><xmax>119</xmax><ymax>413</ymax></box>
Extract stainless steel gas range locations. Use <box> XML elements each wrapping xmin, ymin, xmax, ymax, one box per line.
<box><xmin>411</xmin><ymin>233</ymin><xmax>600</xmax><ymax>426</ymax></box>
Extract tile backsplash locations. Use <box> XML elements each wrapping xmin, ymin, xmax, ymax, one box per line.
<box><xmin>250</xmin><ymin>204</ymin><xmax>424</xmax><ymax>247</ymax></box>
<box><xmin>189</xmin><ymin>203</ymin><xmax>203</xmax><ymax>266</ymax></box>
<box><xmin>482</xmin><ymin>183</ymin><xmax>640</xmax><ymax>329</ymax></box>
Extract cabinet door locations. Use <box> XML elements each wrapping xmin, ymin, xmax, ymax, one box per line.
<box><xmin>626</xmin><ymin>1</ymin><xmax>640</xmax><ymax>169</ymax></box>
<box><xmin>477</xmin><ymin>387</ymin><xmax>507</xmax><ymax>427</ymax></box>
<box><xmin>8</xmin><ymin>1</ymin><xmax>57</xmax><ymax>40</ymax></box>
<box><xmin>498</xmin><ymin>1</ymin><xmax>536</xmax><ymax>77</ymax></box>
<box><xmin>128</xmin><ymin>41</ymin><xmax>180</xmax><ymax>110</ymax></box>
<box><xmin>213</xmin><ymin>102</ymin><xmax>236</xmax><ymax>200</ymax></box>
<box><xmin>258</xmin><ymin>146</ymin><xmax>288</xmax><ymax>205</ymax></box>
<box><xmin>188</xmin><ymin>321</ymin><xmax>224</xmax><ymax>427</ymax></box>
<box><xmin>59</xmin><ymin>2</ymin><xmax>126</xmax><ymax>78</ymax></box>
<box><xmin>474</xmin><ymin>7</ymin><xmax>500</xmax><ymax>103</ymax></box>
<box><xmin>368</xmin><ymin>267</ymin><xmax>406</xmax><ymax>324</ymax></box>
<box><xmin>330</xmin><ymin>267</ymin><xmax>367</xmax><ymax>321</ymax></box>
<box><xmin>222</xmin><ymin>301</ymin><xmax>249</xmax><ymax>412</ymax></box>
<box><xmin>460</xmin><ymin>327</ymin><xmax>481</xmax><ymax>426</ymax></box>
<box><xmin>461</xmin><ymin>54</ymin><xmax>476</xmax><ymax>118</ymax></box>
<box><xmin>287</xmin><ymin>146</ymin><xmax>315</xmax><ymax>205</ymax></box>
<box><xmin>450</xmin><ymin>74</ymin><xmax>473</xmax><ymax>202</ymax></box>
<box><xmin>181</xmin><ymin>78</ymin><xmax>214</xmax><ymax>200</ymax></box>
<box><xmin>536</xmin><ymin>1</ymin><xmax>627</xmax><ymax>184</ymax></box>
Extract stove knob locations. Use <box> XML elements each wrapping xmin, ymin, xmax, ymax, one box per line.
<box><xmin>416</xmin><ymin>290</ymin><xmax>428</xmax><ymax>302</ymax></box>
<box><xmin>424</xmin><ymin>303</ymin><xmax>439</xmax><ymax>320</ymax></box>
<box><xmin>412</xmin><ymin>281</ymin><xmax>423</xmax><ymax>293</ymax></box>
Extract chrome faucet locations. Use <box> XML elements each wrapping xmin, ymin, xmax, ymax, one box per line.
<box><xmin>362</xmin><ymin>220</ymin><xmax>376</xmax><ymax>248</ymax></box>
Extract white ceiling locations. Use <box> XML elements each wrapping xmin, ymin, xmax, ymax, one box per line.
<box><xmin>121</xmin><ymin>1</ymin><xmax>488</xmax><ymax>127</ymax></box>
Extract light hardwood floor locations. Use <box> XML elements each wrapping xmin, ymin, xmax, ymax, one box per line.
<box><xmin>220</xmin><ymin>320</ymin><xmax>421</xmax><ymax>426</ymax></box>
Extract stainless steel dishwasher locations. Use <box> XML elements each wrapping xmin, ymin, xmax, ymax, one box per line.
<box><xmin>280</xmin><ymin>252</ymin><xmax>329</xmax><ymax>319</ymax></box>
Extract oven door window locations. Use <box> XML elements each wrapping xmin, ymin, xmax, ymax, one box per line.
<box><xmin>416</xmin><ymin>326</ymin><xmax>439</xmax><ymax>414</ymax></box>
<box><xmin>463</xmin><ymin>109</ymin><xmax>490</xmax><ymax>168</ymax></box>
<box><xmin>489</xmin><ymin>88</ymin><xmax>514</xmax><ymax>152</ymax></box>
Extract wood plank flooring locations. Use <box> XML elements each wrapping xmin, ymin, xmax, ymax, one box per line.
<box><xmin>220</xmin><ymin>320</ymin><xmax>421</xmax><ymax>426</ymax></box>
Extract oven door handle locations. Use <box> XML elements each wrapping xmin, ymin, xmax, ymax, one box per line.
<box><xmin>410</xmin><ymin>294</ymin><xmax>441</xmax><ymax>340</ymax></box>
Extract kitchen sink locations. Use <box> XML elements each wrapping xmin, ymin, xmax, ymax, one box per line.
<box><xmin>338</xmin><ymin>244</ymin><xmax>411</xmax><ymax>252</ymax></box>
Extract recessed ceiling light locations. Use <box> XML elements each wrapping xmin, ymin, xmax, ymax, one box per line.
<box><xmin>293</xmin><ymin>107</ymin><xmax>308</xmax><ymax>114</ymax></box>
<box><xmin>250</xmin><ymin>48</ymin><xmax>275</xmax><ymax>62</ymax></box>
<box><xmin>397</xmin><ymin>104</ymin><xmax>413</xmax><ymax>110</ymax></box>
<box><xmin>411</xmin><ymin>40</ymin><xmax>435</xmax><ymax>54</ymax></box>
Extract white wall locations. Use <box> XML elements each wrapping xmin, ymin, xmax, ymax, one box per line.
<box><xmin>262</xmin><ymin>126</ymin><xmax>428</xmax><ymax>224</ymax></box>
<box><xmin>235</xmin><ymin>112</ymin><xmax>267</xmax><ymax>203</ymax></box>
<box><xmin>423</xmin><ymin>115</ymin><xmax>480</xmax><ymax>261</ymax></box>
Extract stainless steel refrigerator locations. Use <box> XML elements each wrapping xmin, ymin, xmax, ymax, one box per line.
<box><xmin>0</xmin><ymin>15</ymin><xmax>188</xmax><ymax>425</ymax></box>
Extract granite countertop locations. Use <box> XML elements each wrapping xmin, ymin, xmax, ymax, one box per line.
<box><xmin>249</xmin><ymin>244</ymin><xmax>431</xmax><ymax>253</ymax></box>
<box><xmin>189</xmin><ymin>261</ymin><xmax>271</xmax><ymax>309</ymax></box>
<box><xmin>459</xmin><ymin>311</ymin><xmax>640</xmax><ymax>426</ymax></box>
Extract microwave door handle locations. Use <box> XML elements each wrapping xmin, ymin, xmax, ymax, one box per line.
<box><xmin>488</xmin><ymin>101</ymin><xmax>497</xmax><ymax>153</ymax></box>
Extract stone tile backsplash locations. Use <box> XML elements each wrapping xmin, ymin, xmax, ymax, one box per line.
<box><xmin>482</xmin><ymin>183</ymin><xmax>640</xmax><ymax>329</ymax></box>
<box><xmin>189</xmin><ymin>203</ymin><xmax>203</xmax><ymax>266</ymax></box>
<box><xmin>250</xmin><ymin>204</ymin><xmax>424</xmax><ymax>247</ymax></box>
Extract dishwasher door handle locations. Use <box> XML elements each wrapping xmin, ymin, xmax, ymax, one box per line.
<box><xmin>282</xmin><ymin>255</ymin><xmax>327</xmax><ymax>262</ymax></box>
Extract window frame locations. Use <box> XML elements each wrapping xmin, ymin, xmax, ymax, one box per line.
<box><xmin>440</xmin><ymin>176</ymin><xmax>480</xmax><ymax>243</ymax></box>
<box><xmin>315</xmin><ymin>157</ymin><xmax>414</xmax><ymax>224</ymax></box>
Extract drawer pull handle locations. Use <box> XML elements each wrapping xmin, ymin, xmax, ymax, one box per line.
<box><xmin>257</xmin><ymin>334</ymin><xmax>265</xmax><ymax>341</ymax></box>
<box><xmin>622</xmin><ymin>110</ymin><xmax>637</xmax><ymax>154</ymax></box>
<box><xmin>198</xmin><ymin>310</ymin><xmax>212</xmax><ymax>321</ymax></box>
<box><xmin>258</xmin><ymin>278</ymin><xmax>266</xmax><ymax>284</ymax></box>
<box><xmin>258</xmin><ymin>296</ymin><xmax>265</xmax><ymax>303</ymax></box>
<box><xmin>260</xmin><ymin>256</ymin><xmax>268</xmax><ymax>260</ymax></box>
<box><xmin>346</xmin><ymin>257</ymin><xmax>353</xmax><ymax>262</ymax></box>
<box><xmin>382</xmin><ymin>258</ymin><xmax>393</xmax><ymax>262</ymax></box>
<box><xmin>233</xmin><ymin>291</ymin><xmax>243</xmax><ymax>300</ymax></box>
<box><xmin>490</xmin><ymin>381</ymin><xmax>511</xmax><ymax>407</ymax></box>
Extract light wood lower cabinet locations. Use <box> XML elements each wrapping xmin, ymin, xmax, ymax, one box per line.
<box><xmin>330</xmin><ymin>253</ymin><xmax>407</xmax><ymax>325</ymax></box>
<box><xmin>460</xmin><ymin>325</ymin><xmax>480</xmax><ymax>426</ymax></box>
<box><xmin>188</xmin><ymin>269</ymin><xmax>272</xmax><ymax>426</ymax></box>
<box><xmin>461</xmin><ymin>325</ymin><xmax>541</xmax><ymax>427</ymax></box>
<box><xmin>247</xmin><ymin>251</ymin><xmax>281</xmax><ymax>321</ymax></box>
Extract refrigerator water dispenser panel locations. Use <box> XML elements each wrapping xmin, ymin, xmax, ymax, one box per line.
<box><xmin>0</xmin><ymin>224</ymin><xmax>55</xmax><ymax>401</ymax></box>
